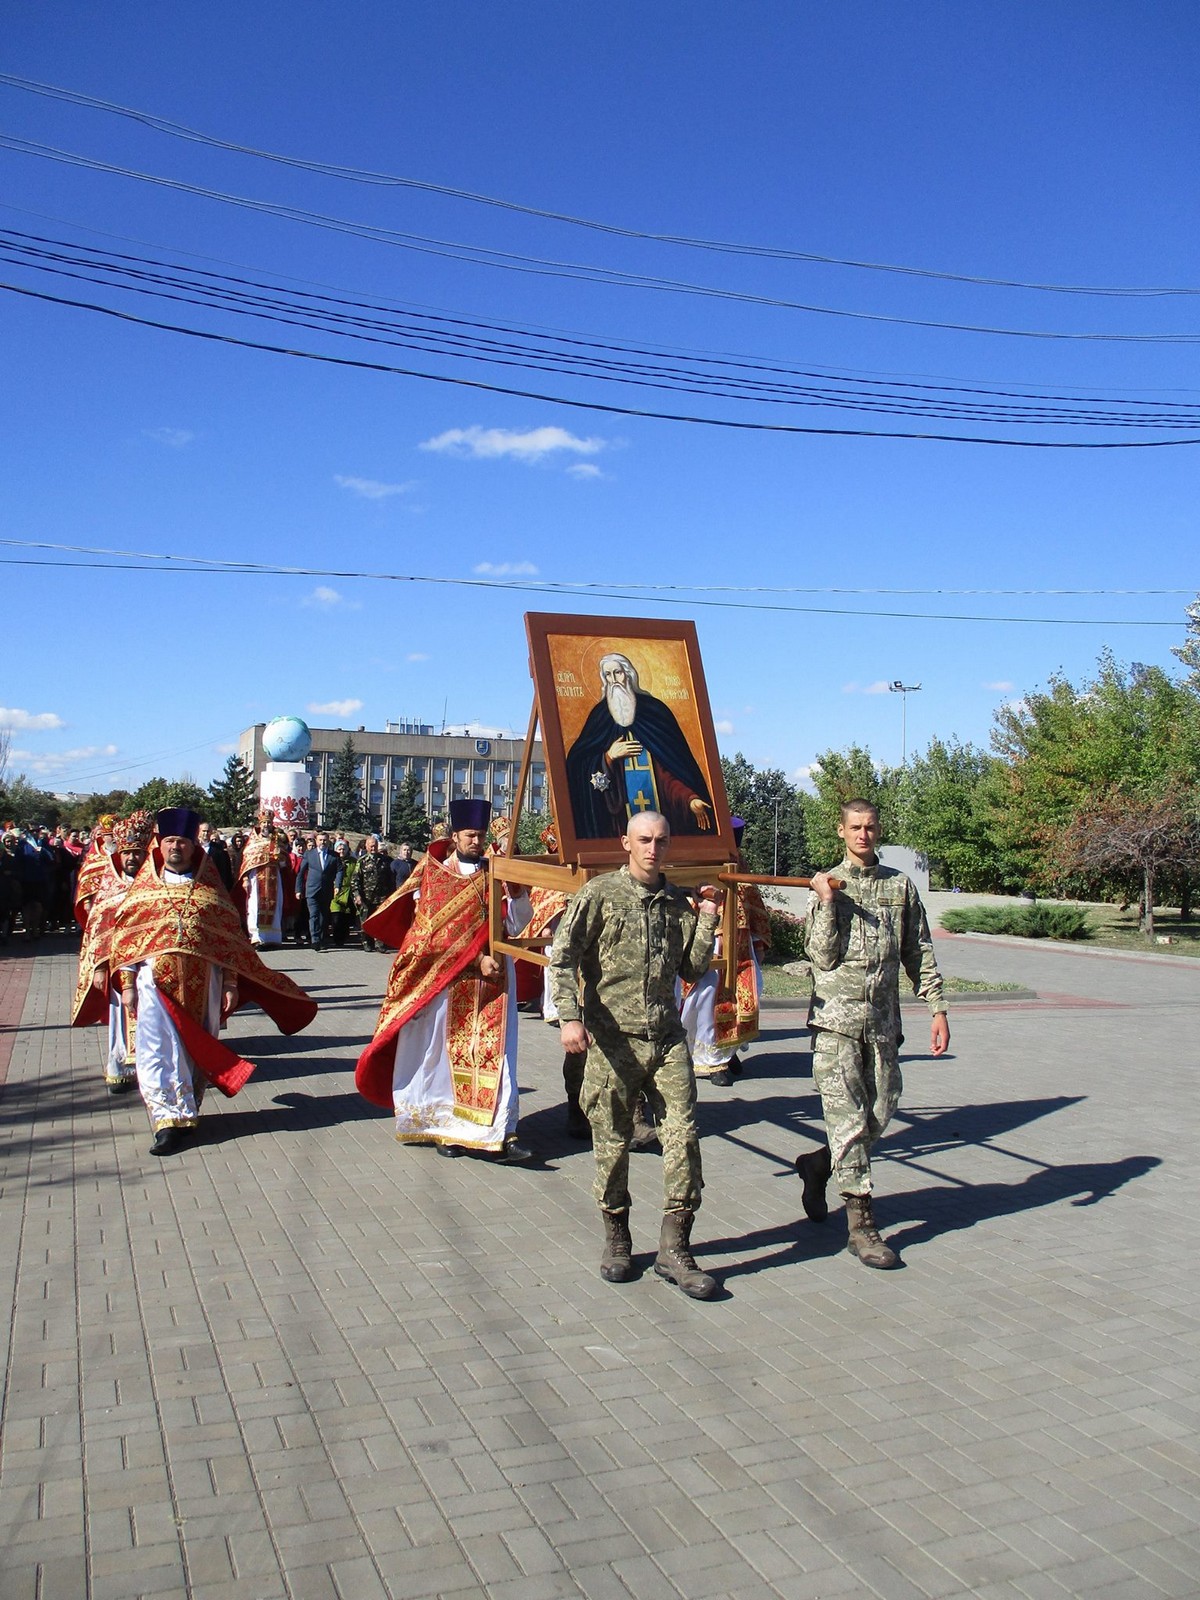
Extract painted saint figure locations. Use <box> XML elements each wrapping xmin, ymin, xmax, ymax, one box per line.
<box><xmin>565</xmin><ymin>653</ymin><xmax>714</xmax><ymax>839</ymax></box>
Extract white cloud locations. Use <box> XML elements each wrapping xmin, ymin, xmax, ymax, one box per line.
<box><xmin>473</xmin><ymin>561</ymin><xmax>540</xmax><ymax>577</ymax></box>
<box><xmin>984</xmin><ymin>679</ymin><xmax>1014</xmax><ymax>692</ymax></box>
<box><xmin>793</xmin><ymin>765</ymin><xmax>818</xmax><ymax>792</ymax></box>
<box><xmin>334</xmin><ymin>474</ymin><xmax>416</xmax><ymax>500</ymax></box>
<box><xmin>144</xmin><ymin>427</ymin><xmax>194</xmax><ymax>448</ymax></box>
<box><xmin>307</xmin><ymin>698</ymin><xmax>364</xmax><ymax>718</ymax></box>
<box><xmin>405</xmin><ymin>652</ymin><xmax>430</xmax><ymax>662</ymax></box>
<box><xmin>840</xmin><ymin>681</ymin><xmax>891</xmax><ymax>696</ymax></box>
<box><xmin>214</xmin><ymin>741</ymin><xmax>238</xmax><ymax>756</ymax></box>
<box><xmin>0</xmin><ymin>706</ymin><xmax>66</xmax><ymax>731</ymax></box>
<box><xmin>11</xmin><ymin>743</ymin><xmax>117</xmax><ymax>775</ymax></box>
<box><xmin>301</xmin><ymin>585</ymin><xmax>360</xmax><ymax>610</ymax></box>
<box><xmin>714</xmin><ymin>719</ymin><xmax>735</xmax><ymax>735</ymax></box>
<box><xmin>420</xmin><ymin>425</ymin><xmax>606</xmax><ymax>464</ymax></box>
<box><xmin>567</xmin><ymin>462</ymin><xmax>604</xmax><ymax>480</ymax></box>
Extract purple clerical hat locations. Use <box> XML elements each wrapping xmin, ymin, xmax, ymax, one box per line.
<box><xmin>731</xmin><ymin>815</ymin><xmax>746</xmax><ymax>845</ymax></box>
<box><xmin>449</xmin><ymin>797</ymin><xmax>491</xmax><ymax>833</ymax></box>
<box><xmin>156</xmin><ymin>807</ymin><xmax>202</xmax><ymax>843</ymax></box>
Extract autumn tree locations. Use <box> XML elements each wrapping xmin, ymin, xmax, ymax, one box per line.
<box><xmin>1061</xmin><ymin>790</ymin><xmax>1200</xmax><ymax>939</ymax></box>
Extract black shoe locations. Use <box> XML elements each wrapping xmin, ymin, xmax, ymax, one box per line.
<box><xmin>496</xmin><ymin>1138</ymin><xmax>532</xmax><ymax>1164</ymax></box>
<box><xmin>708</xmin><ymin>1069</ymin><xmax>735</xmax><ymax>1087</ymax></box>
<box><xmin>437</xmin><ymin>1142</ymin><xmax>464</xmax><ymax>1158</ymax></box>
<box><xmin>728</xmin><ymin>1055</ymin><xmax>744</xmax><ymax>1078</ymax></box>
<box><xmin>149</xmin><ymin>1126</ymin><xmax>193</xmax><ymax>1157</ymax></box>
<box><xmin>107</xmin><ymin>1078</ymin><xmax>136</xmax><ymax>1096</ymax></box>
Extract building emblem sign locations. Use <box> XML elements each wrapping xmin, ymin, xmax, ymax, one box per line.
<box><xmin>475</xmin><ymin>739</ymin><xmax>491</xmax><ymax>755</ymax></box>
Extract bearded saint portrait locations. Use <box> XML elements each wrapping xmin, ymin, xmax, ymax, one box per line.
<box><xmin>564</xmin><ymin>653</ymin><xmax>714</xmax><ymax>839</ymax></box>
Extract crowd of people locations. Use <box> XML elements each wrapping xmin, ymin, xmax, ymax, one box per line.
<box><xmin>14</xmin><ymin>787</ymin><xmax>950</xmax><ymax>1296</ymax></box>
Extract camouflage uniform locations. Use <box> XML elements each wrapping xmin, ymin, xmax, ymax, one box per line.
<box><xmin>805</xmin><ymin>860</ymin><xmax>946</xmax><ymax>1197</ymax></box>
<box><xmin>549</xmin><ymin>866</ymin><xmax>718</xmax><ymax>1214</ymax></box>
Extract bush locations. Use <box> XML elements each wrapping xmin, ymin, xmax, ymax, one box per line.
<box><xmin>940</xmin><ymin>903</ymin><xmax>1092</xmax><ymax>941</ymax></box>
<box><xmin>763</xmin><ymin>906</ymin><xmax>807</xmax><ymax>963</ymax></box>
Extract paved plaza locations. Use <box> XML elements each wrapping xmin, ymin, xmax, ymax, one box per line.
<box><xmin>1</xmin><ymin>927</ymin><xmax>1198</xmax><ymax>1600</ymax></box>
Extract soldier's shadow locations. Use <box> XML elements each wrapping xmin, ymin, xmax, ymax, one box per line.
<box><xmin>702</xmin><ymin>1152</ymin><xmax>1160</xmax><ymax>1278</ymax></box>
<box><xmin>200</xmin><ymin>1089</ymin><xmax>376</xmax><ymax>1142</ymax></box>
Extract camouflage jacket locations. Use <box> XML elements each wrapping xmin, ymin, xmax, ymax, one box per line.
<box><xmin>353</xmin><ymin>851</ymin><xmax>394</xmax><ymax>915</ymax></box>
<box><xmin>805</xmin><ymin>859</ymin><xmax>945</xmax><ymax>1042</ymax></box>
<box><xmin>549</xmin><ymin>866</ymin><xmax>719</xmax><ymax>1042</ymax></box>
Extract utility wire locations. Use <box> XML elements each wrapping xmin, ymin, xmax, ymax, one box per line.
<box><xmin>6</xmin><ymin>134</ymin><xmax>1200</xmax><ymax>345</ymax></box>
<box><xmin>7</xmin><ymin>228</ymin><xmax>1200</xmax><ymax>426</ymax></box>
<box><xmin>3</xmin><ymin>71</ymin><xmax>1198</xmax><ymax>299</ymax></box>
<box><xmin>0</xmin><ymin>541</ymin><xmax>1180</xmax><ymax>626</ymax></box>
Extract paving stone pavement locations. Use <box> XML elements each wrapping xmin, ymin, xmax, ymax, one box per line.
<box><xmin>1</xmin><ymin>929</ymin><xmax>1198</xmax><ymax>1600</ymax></box>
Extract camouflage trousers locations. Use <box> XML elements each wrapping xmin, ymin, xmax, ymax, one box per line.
<box><xmin>811</xmin><ymin>1029</ymin><xmax>902</xmax><ymax>1198</ymax></box>
<box><xmin>582</xmin><ymin>1030</ymin><xmax>703</xmax><ymax>1215</ymax></box>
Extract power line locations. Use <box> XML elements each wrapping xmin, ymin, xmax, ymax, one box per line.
<box><xmin>0</xmin><ymin>541</ymin><xmax>1182</xmax><ymax>627</ymax></box>
<box><xmin>7</xmin><ymin>134</ymin><xmax>1200</xmax><ymax>346</ymax></box>
<box><xmin>8</xmin><ymin>278</ymin><xmax>1200</xmax><ymax>449</ymax></box>
<box><xmin>3</xmin><ymin>71</ymin><xmax>1198</xmax><ymax>300</ymax></box>
<box><xmin>7</xmin><ymin>227</ymin><xmax>1200</xmax><ymax>427</ymax></box>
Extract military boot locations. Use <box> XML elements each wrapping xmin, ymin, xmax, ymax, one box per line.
<box><xmin>795</xmin><ymin>1144</ymin><xmax>832</xmax><ymax>1222</ymax></box>
<box><xmin>600</xmin><ymin>1209</ymin><xmax>634</xmax><ymax>1283</ymax></box>
<box><xmin>629</xmin><ymin>1094</ymin><xmax>659</xmax><ymax>1152</ymax></box>
<box><xmin>844</xmin><ymin>1194</ymin><xmax>897</xmax><ymax>1269</ymax></box>
<box><xmin>655</xmin><ymin>1208</ymin><xmax>717</xmax><ymax>1299</ymax></box>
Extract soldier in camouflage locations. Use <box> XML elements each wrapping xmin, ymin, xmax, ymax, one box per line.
<box><xmin>549</xmin><ymin>810</ymin><xmax>724</xmax><ymax>1298</ymax></box>
<box><xmin>796</xmin><ymin>797</ymin><xmax>949</xmax><ymax>1269</ymax></box>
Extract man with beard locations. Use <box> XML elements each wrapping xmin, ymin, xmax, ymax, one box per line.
<box><xmin>565</xmin><ymin>653</ymin><xmax>715</xmax><ymax>839</ymax></box>
<box><xmin>355</xmin><ymin>798</ymin><xmax>531</xmax><ymax>1161</ymax></box>
<box><xmin>71</xmin><ymin>809</ymin><xmax>155</xmax><ymax>1093</ymax></box>
<box><xmin>112</xmin><ymin>807</ymin><xmax>318</xmax><ymax>1156</ymax></box>
<box><xmin>238</xmin><ymin>810</ymin><xmax>285</xmax><ymax>948</ymax></box>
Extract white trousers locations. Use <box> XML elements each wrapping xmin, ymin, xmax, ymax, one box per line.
<box><xmin>134</xmin><ymin>962</ymin><xmax>221</xmax><ymax>1129</ymax></box>
<box><xmin>681</xmin><ymin>956</ymin><xmax>762</xmax><ymax>1072</ymax></box>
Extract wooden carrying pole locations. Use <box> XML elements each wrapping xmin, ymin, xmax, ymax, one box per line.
<box><xmin>718</xmin><ymin>872</ymin><xmax>844</xmax><ymax>890</ymax></box>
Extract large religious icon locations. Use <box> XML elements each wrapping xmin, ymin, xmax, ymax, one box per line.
<box><xmin>526</xmin><ymin>613</ymin><xmax>735</xmax><ymax>866</ymax></box>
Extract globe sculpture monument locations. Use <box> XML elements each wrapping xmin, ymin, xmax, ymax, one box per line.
<box><xmin>260</xmin><ymin>716</ymin><xmax>314</xmax><ymax>827</ymax></box>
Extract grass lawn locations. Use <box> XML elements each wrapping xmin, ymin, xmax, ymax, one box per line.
<box><xmin>760</xmin><ymin>967</ymin><xmax>1027</xmax><ymax>1000</ymax></box>
<box><xmin>1075</xmin><ymin>904</ymin><xmax>1200</xmax><ymax>958</ymax></box>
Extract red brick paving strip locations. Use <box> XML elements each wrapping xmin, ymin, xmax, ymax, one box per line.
<box><xmin>0</xmin><ymin>952</ymin><xmax>35</xmax><ymax>1085</ymax></box>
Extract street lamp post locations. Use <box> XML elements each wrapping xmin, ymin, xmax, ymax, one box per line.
<box><xmin>889</xmin><ymin>680</ymin><xmax>922</xmax><ymax>765</ymax></box>
<box><xmin>773</xmin><ymin>795</ymin><xmax>780</xmax><ymax>876</ymax></box>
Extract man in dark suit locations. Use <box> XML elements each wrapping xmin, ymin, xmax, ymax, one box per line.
<box><xmin>296</xmin><ymin>831</ymin><xmax>338</xmax><ymax>951</ymax></box>
<box><xmin>198</xmin><ymin>822</ymin><xmax>235</xmax><ymax>893</ymax></box>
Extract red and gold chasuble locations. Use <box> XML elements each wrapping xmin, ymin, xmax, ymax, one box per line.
<box><xmin>238</xmin><ymin>833</ymin><xmax>281</xmax><ymax>927</ymax></box>
<box><xmin>71</xmin><ymin>855</ymin><xmax>134</xmax><ymax>1026</ymax></box>
<box><xmin>519</xmin><ymin>884</ymin><xmax>569</xmax><ymax>942</ymax></box>
<box><xmin>682</xmin><ymin>883</ymin><xmax>773</xmax><ymax>1049</ymax></box>
<box><xmin>74</xmin><ymin>840</ymin><xmax>114</xmax><ymax>929</ymax></box>
<box><xmin>109</xmin><ymin>849</ymin><xmax>317</xmax><ymax>1096</ymax></box>
<box><xmin>355</xmin><ymin>841</ymin><xmax>508</xmax><ymax>1123</ymax></box>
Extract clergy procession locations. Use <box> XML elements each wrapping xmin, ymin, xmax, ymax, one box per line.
<box><xmin>63</xmin><ymin>768</ymin><xmax>949</xmax><ymax>1300</ymax></box>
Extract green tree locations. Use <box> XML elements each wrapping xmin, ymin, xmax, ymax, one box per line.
<box><xmin>129</xmin><ymin>776</ymin><xmax>210</xmax><ymax>817</ymax></box>
<box><xmin>896</xmin><ymin>737</ymin><xmax>1006</xmax><ymax>891</ymax></box>
<box><xmin>805</xmin><ymin>745</ymin><xmax>900</xmax><ymax>868</ymax></box>
<box><xmin>323</xmin><ymin>736</ymin><xmax>370</xmax><ymax>831</ymax></box>
<box><xmin>719</xmin><ymin>754</ymin><xmax>810</xmax><ymax>876</ymax></box>
<box><xmin>991</xmin><ymin>651</ymin><xmax>1200</xmax><ymax>905</ymax></box>
<box><xmin>386</xmin><ymin>770</ymin><xmax>431</xmax><ymax>850</ymax></box>
<box><xmin>0</xmin><ymin>773</ymin><xmax>60</xmax><ymax>829</ymax></box>
<box><xmin>1173</xmin><ymin>594</ymin><xmax>1200</xmax><ymax>692</ymax></box>
<box><xmin>206</xmin><ymin>755</ymin><xmax>259</xmax><ymax>828</ymax></box>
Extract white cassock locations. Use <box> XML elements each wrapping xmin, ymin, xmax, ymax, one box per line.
<box><xmin>133</xmin><ymin>869</ymin><xmax>222</xmax><ymax>1129</ymax></box>
<box><xmin>245</xmin><ymin>865</ymin><xmax>283</xmax><ymax>947</ymax></box>
<box><xmin>680</xmin><ymin>939</ymin><xmax>763</xmax><ymax>1074</ymax></box>
<box><xmin>105</xmin><ymin>994</ymin><xmax>137</xmax><ymax>1088</ymax></box>
<box><xmin>391</xmin><ymin>863</ymin><xmax>527</xmax><ymax>1151</ymax></box>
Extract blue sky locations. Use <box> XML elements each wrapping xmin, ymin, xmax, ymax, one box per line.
<box><xmin>3</xmin><ymin>2</ymin><xmax>1198</xmax><ymax>797</ymax></box>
